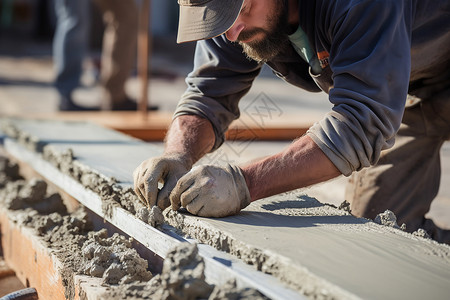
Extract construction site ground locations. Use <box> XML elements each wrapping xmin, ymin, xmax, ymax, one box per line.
<box><xmin>1</xmin><ymin>33</ymin><xmax>450</xmax><ymax>299</ymax></box>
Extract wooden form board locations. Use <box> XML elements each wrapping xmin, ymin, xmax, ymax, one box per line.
<box><xmin>0</xmin><ymin>209</ymin><xmax>67</xmax><ymax>300</ymax></box>
<box><xmin>2</xmin><ymin>118</ymin><xmax>450</xmax><ymax>300</ymax></box>
<box><xmin>0</xmin><ymin>206</ymin><xmax>122</xmax><ymax>300</ymax></box>
<box><xmin>9</xmin><ymin>111</ymin><xmax>317</xmax><ymax>141</ymax></box>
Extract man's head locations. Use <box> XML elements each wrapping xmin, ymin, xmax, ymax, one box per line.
<box><xmin>177</xmin><ymin>0</ymin><xmax>290</xmax><ymax>62</ymax></box>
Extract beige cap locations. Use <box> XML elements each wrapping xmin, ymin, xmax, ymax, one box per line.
<box><xmin>177</xmin><ymin>0</ymin><xmax>244</xmax><ymax>43</ymax></box>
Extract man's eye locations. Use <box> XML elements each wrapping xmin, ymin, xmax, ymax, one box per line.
<box><xmin>241</xmin><ymin>4</ymin><xmax>251</xmax><ymax>15</ymax></box>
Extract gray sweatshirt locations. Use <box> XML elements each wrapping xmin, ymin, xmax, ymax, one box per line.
<box><xmin>174</xmin><ymin>0</ymin><xmax>450</xmax><ymax>176</ymax></box>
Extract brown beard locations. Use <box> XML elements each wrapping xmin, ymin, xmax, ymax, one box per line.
<box><xmin>238</xmin><ymin>2</ymin><xmax>289</xmax><ymax>62</ymax></box>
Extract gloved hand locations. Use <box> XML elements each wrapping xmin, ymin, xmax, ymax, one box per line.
<box><xmin>133</xmin><ymin>154</ymin><xmax>191</xmax><ymax>210</ymax></box>
<box><xmin>170</xmin><ymin>164</ymin><xmax>251</xmax><ymax>218</ymax></box>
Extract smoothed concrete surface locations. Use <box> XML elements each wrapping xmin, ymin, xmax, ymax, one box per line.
<box><xmin>168</xmin><ymin>195</ymin><xmax>450</xmax><ymax>300</ymax></box>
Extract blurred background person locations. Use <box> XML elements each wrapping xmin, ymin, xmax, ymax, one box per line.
<box><xmin>93</xmin><ymin>0</ymin><xmax>139</xmax><ymax>110</ymax></box>
<box><xmin>52</xmin><ymin>0</ymin><xmax>93</xmax><ymax>111</ymax></box>
<box><xmin>53</xmin><ymin>0</ymin><xmax>139</xmax><ymax>111</ymax></box>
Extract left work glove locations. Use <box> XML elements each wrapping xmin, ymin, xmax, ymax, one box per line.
<box><xmin>170</xmin><ymin>164</ymin><xmax>251</xmax><ymax>218</ymax></box>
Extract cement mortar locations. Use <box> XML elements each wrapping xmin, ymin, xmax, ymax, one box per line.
<box><xmin>81</xmin><ymin>229</ymin><xmax>152</xmax><ymax>285</ymax></box>
<box><xmin>0</xmin><ymin>178</ymin><xmax>67</xmax><ymax>214</ymax></box>
<box><xmin>0</xmin><ymin>155</ymin><xmax>23</xmax><ymax>187</ymax></box>
<box><xmin>106</xmin><ymin>243</ymin><xmax>268</xmax><ymax>300</ymax></box>
<box><xmin>374</xmin><ymin>209</ymin><xmax>403</xmax><ymax>229</ymax></box>
<box><xmin>41</xmin><ymin>145</ymin><xmax>139</xmax><ymax>216</ymax></box>
<box><xmin>137</xmin><ymin>206</ymin><xmax>165</xmax><ymax>227</ymax></box>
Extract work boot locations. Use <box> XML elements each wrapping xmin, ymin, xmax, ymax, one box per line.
<box><xmin>111</xmin><ymin>98</ymin><xmax>158</xmax><ymax>111</ymax></box>
<box><xmin>59</xmin><ymin>96</ymin><xmax>100</xmax><ymax>111</ymax></box>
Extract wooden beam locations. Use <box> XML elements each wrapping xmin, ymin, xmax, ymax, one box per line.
<box><xmin>6</xmin><ymin>111</ymin><xmax>316</xmax><ymax>141</ymax></box>
<box><xmin>0</xmin><ymin>209</ymin><xmax>67</xmax><ymax>300</ymax></box>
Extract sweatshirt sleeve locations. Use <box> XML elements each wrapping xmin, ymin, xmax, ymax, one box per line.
<box><xmin>173</xmin><ymin>35</ymin><xmax>262</xmax><ymax>151</ymax></box>
<box><xmin>307</xmin><ymin>0</ymin><xmax>411</xmax><ymax>176</ymax></box>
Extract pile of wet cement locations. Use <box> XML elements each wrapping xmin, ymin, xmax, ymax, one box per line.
<box><xmin>0</xmin><ymin>156</ymin><xmax>268</xmax><ymax>300</ymax></box>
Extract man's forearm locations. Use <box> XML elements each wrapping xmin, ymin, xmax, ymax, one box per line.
<box><xmin>164</xmin><ymin>115</ymin><xmax>216</xmax><ymax>167</ymax></box>
<box><xmin>241</xmin><ymin>135</ymin><xmax>341</xmax><ymax>201</ymax></box>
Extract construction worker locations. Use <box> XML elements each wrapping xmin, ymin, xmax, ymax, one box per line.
<box><xmin>134</xmin><ymin>0</ymin><xmax>450</xmax><ymax>243</ymax></box>
<box><xmin>53</xmin><ymin>0</ymin><xmax>139</xmax><ymax>111</ymax></box>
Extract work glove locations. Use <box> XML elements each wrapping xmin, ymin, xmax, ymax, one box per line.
<box><xmin>133</xmin><ymin>154</ymin><xmax>191</xmax><ymax>210</ymax></box>
<box><xmin>170</xmin><ymin>164</ymin><xmax>251</xmax><ymax>218</ymax></box>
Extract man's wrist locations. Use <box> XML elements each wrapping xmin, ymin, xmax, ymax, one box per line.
<box><xmin>240</xmin><ymin>166</ymin><xmax>255</xmax><ymax>203</ymax></box>
<box><xmin>162</xmin><ymin>151</ymin><xmax>195</xmax><ymax>169</ymax></box>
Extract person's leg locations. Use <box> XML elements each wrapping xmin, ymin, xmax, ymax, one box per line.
<box><xmin>346</xmin><ymin>90</ymin><xmax>450</xmax><ymax>244</ymax></box>
<box><xmin>93</xmin><ymin>0</ymin><xmax>138</xmax><ymax>110</ymax></box>
<box><xmin>53</xmin><ymin>0</ymin><xmax>90</xmax><ymax>110</ymax></box>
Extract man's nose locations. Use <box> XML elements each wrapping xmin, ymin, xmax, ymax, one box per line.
<box><xmin>225</xmin><ymin>22</ymin><xmax>245</xmax><ymax>42</ymax></box>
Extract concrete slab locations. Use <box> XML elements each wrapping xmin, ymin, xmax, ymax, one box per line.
<box><xmin>2</xmin><ymin>117</ymin><xmax>450</xmax><ymax>300</ymax></box>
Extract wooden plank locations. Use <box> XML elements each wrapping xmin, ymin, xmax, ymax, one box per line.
<box><xmin>5</xmin><ymin>111</ymin><xmax>315</xmax><ymax>141</ymax></box>
<box><xmin>0</xmin><ymin>206</ymin><xmax>124</xmax><ymax>300</ymax></box>
<box><xmin>0</xmin><ymin>209</ymin><xmax>67</xmax><ymax>300</ymax></box>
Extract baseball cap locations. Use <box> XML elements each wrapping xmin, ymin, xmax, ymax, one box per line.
<box><xmin>177</xmin><ymin>0</ymin><xmax>245</xmax><ymax>43</ymax></box>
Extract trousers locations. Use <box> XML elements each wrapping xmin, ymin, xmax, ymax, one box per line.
<box><xmin>346</xmin><ymin>87</ymin><xmax>450</xmax><ymax>244</ymax></box>
<box><xmin>53</xmin><ymin>0</ymin><xmax>90</xmax><ymax>99</ymax></box>
<box><xmin>93</xmin><ymin>0</ymin><xmax>138</xmax><ymax>109</ymax></box>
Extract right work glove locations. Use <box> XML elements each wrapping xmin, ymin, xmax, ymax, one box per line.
<box><xmin>133</xmin><ymin>154</ymin><xmax>191</xmax><ymax>210</ymax></box>
<box><xmin>170</xmin><ymin>164</ymin><xmax>252</xmax><ymax>218</ymax></box>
